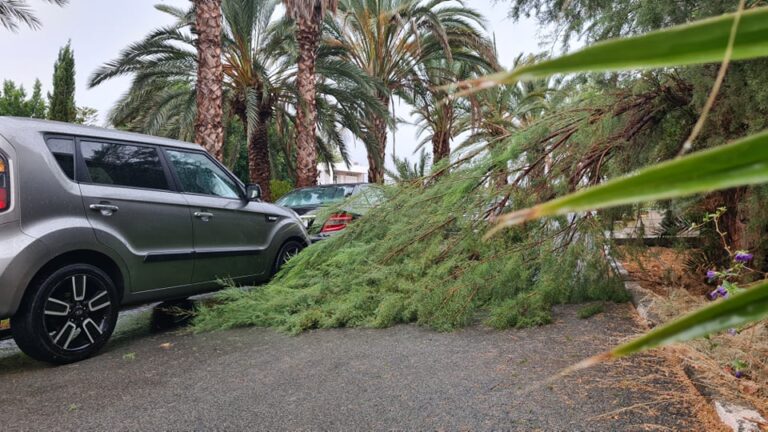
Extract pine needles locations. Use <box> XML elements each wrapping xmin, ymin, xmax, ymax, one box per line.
<box><xmin>193</xmin><ymin>154</ymin><xmax>630</xmax><ymax>334</ymax></box>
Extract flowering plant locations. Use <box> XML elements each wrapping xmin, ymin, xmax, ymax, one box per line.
<box><xmin>695</xmin><ymin>208</ymin><xmax>762</xmax><ymax>303</ymax></box>
<box><xmin>693</xmin><ymin>208</ymin><xmax>767</xmax><ymax>379</ymax></box>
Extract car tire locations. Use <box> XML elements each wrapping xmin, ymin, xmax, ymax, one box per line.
<box><xmin>11</xmin><ymin>264</ymin><xmax>119</xmax><ymax>364</ymax></box>
<box><xmin>272</xmin><ymin>240</ymin><xmax>305</xmax><ymax>275</ymax></box>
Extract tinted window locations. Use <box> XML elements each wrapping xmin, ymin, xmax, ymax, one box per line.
<box><xmin>81</xmin><ymin>141</ymin><xmax>169</xmax><ymax>190</ymax></box>
<box><xmin>165</xmin><ymin>150</ymin><xmax>240</xmax><ymax>199</ymax></box>
<box><xmin>46</xmin><ymin>137</ymin><xmax>75</xmax><ymax>180</ymax></box>
<box><xmin>275</xmin><ymin>186</ymin><xmax>355</xmax><ymax>207</ymax></box>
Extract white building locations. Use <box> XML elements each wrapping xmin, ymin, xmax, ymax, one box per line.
<box><xmin>317</xmin><ymin>162</ymin><xmax>368</xmax><ymax>185</ymax></box>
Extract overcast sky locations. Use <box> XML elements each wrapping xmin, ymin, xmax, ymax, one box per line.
<box><xmin>0</xmin><ymin>0</ymin><xmax>547</xmax><ymax>168</ymax></box>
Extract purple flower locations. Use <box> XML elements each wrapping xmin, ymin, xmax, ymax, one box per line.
<box><xmin>734</xmin><ymin>371</ymin><xmax>744</xmax><ymax>379</ymax></box>
<box><xmin>706</xmin><ymin>270</ymin><xmax>717</xmax><ymax>281</ymax></box>
<box><xmin>727</xmin><ymin>328</ymin><xmax>738</xmax><ymax>336</ymax></box>
<box><xmin>710</xmin><ymin>286</ymin><xmax>728</xmax><ymax>300</ymax></box>
<box><xmin>734</xmin><ymin>252</ymin><xmax>754</xmax><ymax>263</ymax></box>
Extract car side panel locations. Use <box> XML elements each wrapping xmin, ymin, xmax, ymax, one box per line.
<box><xmin>80</xmin><ymin>183</ymin><xmax>195</xmax><ymax>292</ymax></box>
<box><xmin>118</xmin><ymin>205</ymin><xmax>309</xmax><ymax>307</ymax></box>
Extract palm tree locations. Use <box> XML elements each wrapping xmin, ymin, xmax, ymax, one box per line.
<box><xmin>193</xmin><ymin>0</ymin><xmax>225</xmax><ymax>161</ymax></box>
<box><xmin>90</xmin><ymin>1</ymin><xmax>383</xmax><ymax>201</ymax></box>
<box><xmin>409</xmin><ymin>49</ymin><xmax>497</xmax><ymax>164</ymax></box>
<box><xmin>284</xmin><ymin>0</ymin><xmax>339</xmax><ymax>187</ymax></box>
<box><xmin>0</xmin><ymin>0</ymin><xmax>67</xmax><ymax>31</ymax></box>
<box><xmin>385</xmin><ymin>148</ymin><xmax>430</xmax><ymax>182</ymax></box>
<box><xmin>457</xmin><ymin>54</ymin><xmax>556</xmax><ymax>187</ymax></box>
<box><xmin>325</xmin><ymin>0</ymin><xmax>488</xmax><ymax>183</ymax></box>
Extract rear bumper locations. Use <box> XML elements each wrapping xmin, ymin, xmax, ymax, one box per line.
<box><xmin>309</xmin><ymin>232</ymin><xmax>343</xmax><ymax>243</ymax></box>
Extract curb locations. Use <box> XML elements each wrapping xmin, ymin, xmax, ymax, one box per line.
<box><xmin>604</xmin><ymin>245</ymin><xmax>767</xmax><ymax>432</ymax></box>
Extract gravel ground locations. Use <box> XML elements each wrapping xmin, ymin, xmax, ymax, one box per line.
<box><xmin>0</xmin><ymin>303</ymin><xmax>714</xmax><ymax>431</ymax></box>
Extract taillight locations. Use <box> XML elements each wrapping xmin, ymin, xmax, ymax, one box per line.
<box><xmin>0</xmin><ymin>155</ymin><xmax>7</xmax><ymax>212</ymax></box>
<box><xmin>320</xmin><ymin>213</ymin><xmax>353</xmax><ymax>233</ymax></box>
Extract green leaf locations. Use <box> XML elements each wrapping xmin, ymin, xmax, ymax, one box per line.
<box><xmin>479</xmin><ymin>6</ymin><xmax>768</xmax><ymax>86</ymax></box>
<box><xmin>485</xmin><ymin>130</ymin><xmax>768</xmax><ymax>236</ymax></box>
<box><xmin>611</xmin><ymin>281</ymin><xmax>768</xmax><ymax>357</ymax></box>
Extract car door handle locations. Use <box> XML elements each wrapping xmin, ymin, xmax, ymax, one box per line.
<box><xmin>194</xmin><ymin>211</ymin><xmax>214</xmax><ymax>222</ymax></box>
<box><xmin>89</xmin><ymin>204</ymin><xmax>119</xmax><ymax>216</ymax></box>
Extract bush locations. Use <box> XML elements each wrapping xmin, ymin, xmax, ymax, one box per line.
<box><xmin>269</xmin><ymin>179</ymin><xmax>294</xmax><ymax>202</ymax></box>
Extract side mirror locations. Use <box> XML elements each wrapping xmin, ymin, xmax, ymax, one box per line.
<box><xmin>245</xmin><ymin>184</ymin><xmax>262</xmax><ymax>201</ymax></box>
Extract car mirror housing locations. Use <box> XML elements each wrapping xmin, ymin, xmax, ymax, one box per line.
<box><xmin>245</xmin><ymin>184</ymin><xmax>262</xmax><ymax>201</ymax></box>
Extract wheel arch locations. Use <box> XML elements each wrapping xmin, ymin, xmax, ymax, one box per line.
<box><xmin>25</xmin><ymin>250</ymin><xmax>126</xmax><ymax>304</ymax></box>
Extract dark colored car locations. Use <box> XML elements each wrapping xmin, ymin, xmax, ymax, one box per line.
<box><xmin>275</xmin><ymin>183</ymin><xmax>383</xmax><ymax>241</ymax></box>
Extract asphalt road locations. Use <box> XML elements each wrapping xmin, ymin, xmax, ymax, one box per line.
<box><xmin>0</xmin><ymin>303</ymin><xmax>714</xmax><ymax>431</ymax></box>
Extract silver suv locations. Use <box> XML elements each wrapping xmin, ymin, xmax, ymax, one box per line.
<box><xmin>0</xmin><ymin>117</ymin><xmax>309</xmax><ymax>363</ymax></box>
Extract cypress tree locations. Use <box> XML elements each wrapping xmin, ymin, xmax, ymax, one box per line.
<box><xmin>48</xmin><ymin>41</ymin><xmax>76</xmax><ymax>122</ymax></box>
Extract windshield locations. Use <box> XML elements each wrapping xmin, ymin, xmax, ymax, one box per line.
<box><xmin>276</xmin><ymin>185</ymin><xmax>356</xmax><ymax>208</ymax></box>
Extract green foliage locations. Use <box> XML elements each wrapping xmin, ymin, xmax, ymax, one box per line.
<box><xmin>194</xmin><ymin>154</ymin><xmax>627</xmax><ymax>334</ymax></box>
<box><xmin>385</xmin><ymin>148</ymin><xmax>431</xmax><ymax>182</ymax></box>
<box><xmin>476</xmin><ymin>7</ymin><xmax>768</xmax><ymax>89</ymax></box>
<box><xmin>0</xmin><ymin>79</ymin><xmax>46</xmax><ymax>117</ymax></box>
<box><xmin>0</xmin><ymin>0</ymin><xmax>68</xmax><ymax>32</ymax></box>
<box><xmin>91</xmin><ymin>1</ymin><xmax>386</xmax><ymax>190</ymax></box>
<box><xmin>505</xmin><ymin>0</ymin><xmax>763</xmax><ymax>47</ymax></box>
<box><xmin>481</xmin><ymin>5</ymin><xmax>768</xmax><ymax>358</ymax></box>
<box><xmin>488</xmin><ymin>130</ymin><xmax>768</xmax><ymax>234</ymax></box>
<box><xmin>48</xmin><ymin>41</ymin><xmax>77</xmax><ymax>122</ymax></box>
<box><xmin>269</xmin><ymin>179</ymin><xmax>294</xmax><ymax>202</ymax></box>
<box><xmin>578</xmin><ymin>304</ymin><xmax>605</xmax><ymax>319</ymax></box>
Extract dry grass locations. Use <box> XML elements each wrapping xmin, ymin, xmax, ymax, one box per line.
<box><xmin>658</xmin><ymin>290</ymin><xmax>768</xmax><ymax>414</ymax></box>
<box><xmin>619</xmin><ymin>246</ymin><xmax>768</xmax><ymax>417</ymax></box>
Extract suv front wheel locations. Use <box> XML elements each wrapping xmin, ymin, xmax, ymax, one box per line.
<box><xmin>272</xmin><ymin>240</ymin><xmax>305</xmax><ymax>275</ymax></box>
<box><xmin>11</xmin><ymin>264</ymin><xmax>119</xmax><ymax>364</ymax></box>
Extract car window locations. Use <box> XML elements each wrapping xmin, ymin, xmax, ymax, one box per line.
<box><xmin>46</xmin><ymin>137</ymin><xmax>75</xmax><ymax>180</ymax></box>
<box><xmin>354</xmin><ymin>184</ymin><xmax>385</xmax><ymax>204</ymax></box>
<box><xmin>275</xmin><ymin>185</ymin><xmax>355</xmax><ymax>207</ymax></box>
<box><xmin>81</xmin><ymin>141</ymin><xmax>169</xmax><ymax>190</ymax></box>
<box><xmin>165</xmin><ymin>150</ymin><xmax>240</xmax><ymax>199</ymax></box>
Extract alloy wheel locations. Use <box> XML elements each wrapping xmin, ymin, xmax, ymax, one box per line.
<box><xmin>281</xmin><ymin>246</ymin><xmax>301</xmax><ymax>266</ymax></box>
<box><xmin>42</xmin><ymin>274</ymin><xmax>113</xmax><ymax>351</ymax></box>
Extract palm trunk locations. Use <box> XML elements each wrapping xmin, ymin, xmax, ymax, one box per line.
<box><xmin>368</xmin><ymin>95</ymin><xmax>389</xmax><ymax>184</ymax></box>
<box><xmin>194</xmin><ymin>0</ymin><xmax>224</xmax><ymax>161</ymax></box>
<box><xmin>432</xmin><ymin>105</ymin><xmax>453</xmax><ymax>164</ymax></box>
<box><xmin>248</xmin><ymin>115</ymin><xmax>273</xmax><ymax>202</ymax></box>
<box><xmin>293</xmin><ymin>7</ymin><xmax>322</xmax><ymax>188</ymax></box>
<box><xmin>235</xmin><ymin>101</ymin><xmax>272</xmax><ymax>202</ymax></box>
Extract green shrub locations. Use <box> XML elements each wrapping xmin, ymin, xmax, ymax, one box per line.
<box><xmin>269</xmin><ymin>179</ymin><xmax>294</xmax><ymax>202</ymax></box>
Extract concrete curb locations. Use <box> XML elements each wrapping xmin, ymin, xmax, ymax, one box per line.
<box><xmin>604</xmin><ymin>246</ymin><xmax>767</xmax><ymax>432</ymax></box>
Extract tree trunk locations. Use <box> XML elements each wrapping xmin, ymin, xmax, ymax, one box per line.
<box><xmin>234</xmin><ymin>100</ymin><xmax>273</xmax><ymax>202</ymax></box>
<box><xmin>194</xmin><ymin>0</ymin><xmax>224</xmax><ymax>161</ymax></box>
<box><xmin>248</xmin><ymin>114</ymin><xmax>273</xmax><ymax>202</ymax></box>
<box><xmin>721</xmin><ymin>187</ymin><xmax>747</xmax><ymax>250</ymax></box>
<box><xmin>432</xmin><ymin>104</ymin><xmax>452</xmax><ymax>164</ymax></box>
<box><xmin>368</xmin><ymin>95</ymin><xmax>389</xmax><ymax>184</ymax></box>
<box><xmin>432</xmin><ymin>131</ymin><xmax>450</xmax><ymax>164</ymax></box>
<box><xmin>293</xmin><ymin>6</ymin><xmax>322</xmax><ymax>188</ymax></box>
